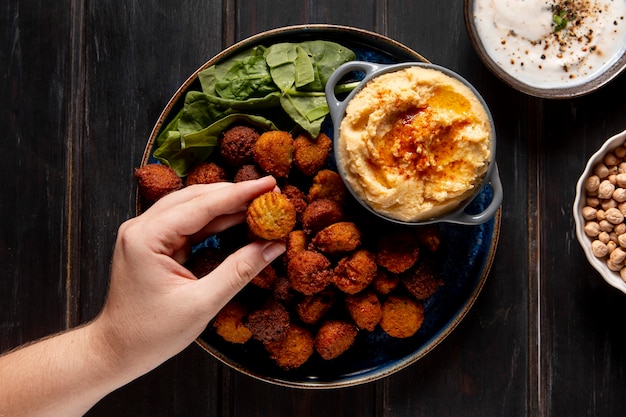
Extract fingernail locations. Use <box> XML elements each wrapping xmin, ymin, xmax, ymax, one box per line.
<box><xmin>262</xmin><ymin>242</ymin><xmax>286</xmax><ymax>262</ymax></box>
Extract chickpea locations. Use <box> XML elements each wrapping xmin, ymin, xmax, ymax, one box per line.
<box><xmin>610</xmin><ymin>248</ymin><xmax>626</xmax><ymax>264</ymax></box>
<box><xmin>617</xmin><ymin>173</ymin><xmax>626</xmax><ymax>188</ymax></box>
<box><xmin>591</xmin><ymin>240</ymin><xmax>609</xmax><ymax>257</ymax></box>
<box><xmin>598</xmin><ymin>180</ymin><xmax>615</xmax><ymax>199</ymax></box>
<box><xmin>595</xmin><ymin>163</ymin><xmax>610</xmax><ymax>178</ymax></box>
<box><xmin>605</xmin><ymin>207</ymin><xmax>625</xmax><ymax>225</ymax></box>
<box><xmin>605</xmin><ymin>153</ymin><xmax>620</xmax><ymax>167</ymax></box>
<box><xmin>599</xmin><ymin>220</ymin><xmax>614</xmax><ymax>232</ymax></box>
<box><xmin>619</xmin><ymin>162</ymin><xmax>626</xmax><ymax>174</ymax></box>
<box><xmin>615</xmin><ymin>146</ymin><xmax>626</xmax><ymax>158</ymax></box>
<box><xmin>607</xmin><ymin>259</ymin><xmax>623</xmax><ymax>272</ymax></box>
<box><xmin>584</xmin><ymin>221</ymin><xmax>601</xmax><ymax>237</ymax></box>
<box><xmin>602</xmin><ymin>199</ymin><xmax>618</xmax><ymax>210</ymax></box>
<box><xmin>598</xmin><ymin>231</ymin><xmax>610</xmax><ymax>244</ymax></box>
<box><xmin>620</xmin><ymin>268</ymin><xmax>626</xmax><ymax>282</ymax></box>
<box><xmin>596</xmin><ymin>209</ymin><xmax>606</xmax><ymax>221</ymax></box>
<box><xmin>587</xmin><ymin>197</ymin><xmax>601</xmax><ymax>208</ymax></box>
<box><xmin>618</xmin><ymin>233</ymin><xmax>626</xmax><ymax>248</ymax></box>
<box><xmin>615</xmin><ymin>223</ymin><xmax>626</xmax><ymax>235</ymax></box>
<box><xmin>613</xmin><ymin>188</ymin><xmax>626</xmax><ymax>203</ymax></box>
<box><xmin>585</xmin><ymin>175</ymin><xmax>601</xmax><ymax>192</ymax></box>
<box><xmin>582</xmin><ymin>206</ymin><xmax>597</xmax><ymax>220</ymax></box>
<box><xmin>607</xmin><ymin>241</ymin><xmax>618</xmax><ymax>253</ymax></box>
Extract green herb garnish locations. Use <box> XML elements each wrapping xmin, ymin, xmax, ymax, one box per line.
<box><xmin>552</xmin><ymin>7</ymin><xmax>570</xmax><ymax>32</ymax></box>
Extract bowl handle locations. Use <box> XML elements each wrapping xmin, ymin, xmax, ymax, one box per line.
<box><xmin>446</xmin><ymin>165</ymin><xmax>503</xmax><ymax>225</ymax></box>
<box><xmin>325</xmin><ymin>61</ymin><xmax>387</xmax><ymax>124</ymax></box>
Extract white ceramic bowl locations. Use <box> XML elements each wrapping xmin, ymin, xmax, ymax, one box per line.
<box><xmin>464</xmin><ymin>0</ymin><xmax>626</xmax><ymax>99</ymax></box>
<box><xmin>574</xmin><ymin>130</ymin><xmax>626</xmax><ymax>294</ymax></box>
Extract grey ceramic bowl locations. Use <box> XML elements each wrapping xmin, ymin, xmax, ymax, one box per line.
<box><xmin>325</xmin><ymin>61</ymin><xmax>502</xmax><ymax>226</ymax></box>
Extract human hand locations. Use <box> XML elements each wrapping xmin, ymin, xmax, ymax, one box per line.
<box><xmin>91</xmin><ymin>175</ymin><xmax>285</xmax><ymax>380</ymax></box>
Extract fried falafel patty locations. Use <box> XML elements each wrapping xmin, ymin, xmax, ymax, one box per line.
<box><xmin>264</xmin><ymin>324</ymin><xmax>315</xmax><ymax>369</ymax></box>
<box><xmin>134</xmin><ymin>163</ymin><xmax>183</xmax><ymax>203</ymax></box>
<box><xmin>375</xmin><ymin>230</ymin><xmax>420</xmax><ymax>274</ymax></box>
<box><xmin>379</xmin><ymin>295</ymin><xmax>424</xmax><ymax>338</ymax></box>
<box><xmin>345</xmin><ymin>290</ymin><xmax>382</xmax><ymax>332</ymax></box>
<box><xmin>293</xmin><ymin>132</ymin><xmax>332</xmax><ymax>176</ymax></box>
<box><xmin>245</xmin><ymin>300</ymin><xmax>290</xmax><ymax>343</ymax></box>
<box><xmin>246</xmin><ymin>191</ymin><xmax>297</xmax><ymax>240</ymax></box>
<box><xmin>212</xmin><ymin>301</ymin><xmax>252</xmax><ymax>344</ymax></box>
<box><xmin>253</xmin><ymin>130</ymin><xmax>294</xmax><ymax>178</ymax></box>
<box><xmin>332</xmin><ymin>249</ymin><xmax>377</xmax><ymax>294</ymax></box>
<box><xmin>185</xmin><ymin>162</ymin><xmax>227</xmax><ymax>185</ymax></box>
<box><xmin>287</xmin><ymin>250</ymin><xmax>333</xmax><ymax>295</ymax></box>
<box><xmin>314</xmin><ymin>320</ymin><xmax>358</xmax><ymax>360</ymax></box>
<box><xmin>219</xmin><ymin>125</ymin><xmax>260</xmax><ymax>167</ymax></box>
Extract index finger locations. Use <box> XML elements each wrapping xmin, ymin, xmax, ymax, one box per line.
<box><xmin>154</xmin><ymin>176</ymin><xmax>277</xmax><ymax>237</ymax></box>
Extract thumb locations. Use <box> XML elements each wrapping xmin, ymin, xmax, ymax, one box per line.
<box><xmin>197</xmin><ymin>240</ymin><xmax>286</xmax><ymax>312</ymax></box>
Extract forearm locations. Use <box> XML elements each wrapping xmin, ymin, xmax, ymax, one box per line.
<box><xmin>0</xmin><ymin>322</ymin><xmax>130</xmax><ymax>417</ymax></box>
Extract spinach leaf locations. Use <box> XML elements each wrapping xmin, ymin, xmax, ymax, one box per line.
<box><xmin>152</xmin><ymin>40</ymin><xmax>357</xmax><ymax>176</ymax></box>
<box><xmin>279</xmin><ymin>94</ymin><xmax>329</xmax><ymax>138</ymax></box>
<box><xmin>154</xmin><ymin>113</ymin><xmax>278</xmax><ymax>176</ymax></box>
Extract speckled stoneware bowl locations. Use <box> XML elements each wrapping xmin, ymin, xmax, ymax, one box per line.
<box><xmin>325</xmin><ymin>61</ymin><xmax>502</xmax><ymax>226</ymax></box>
<box><xmin>464</xmin><ymin>0</ymin><xmax>626</xmax><ymax>99</ymax></box>
<box><xmin>574</xmin><ymin>129</ymin><xmax>626</xmax><ymax>294</ymax></box>
<box><xmin>139</xmin><ymin>24</ymin><xmax>501</xmax><ymax>389</ymax></box>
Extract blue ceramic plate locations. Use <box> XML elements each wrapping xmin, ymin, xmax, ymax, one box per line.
<box><xmin>140</xmin><ymin>24</ymin><xmax>501</xmax><ymax>389</ymax></box>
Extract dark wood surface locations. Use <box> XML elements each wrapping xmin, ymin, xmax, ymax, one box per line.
<box><xmin>2</xmin><ymin>1</ymin><xmax>626</xmax><ymax>416</ymax></box>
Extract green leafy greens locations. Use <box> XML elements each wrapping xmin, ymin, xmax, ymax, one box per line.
<box><xmin>153</xmin><ymin>40</ymin><xmax>357</xmax><ymax>176</ymax></box>
<box><xmin>552</xmin><ymin>6</ymin><xmax>573</xmax><ymax>33</ymax></box>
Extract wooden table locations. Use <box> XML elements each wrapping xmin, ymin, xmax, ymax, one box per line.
<box><xmin>2</xmin><ymin>1</ymin><xmax>626</xmax><ymax>416</ymax></box>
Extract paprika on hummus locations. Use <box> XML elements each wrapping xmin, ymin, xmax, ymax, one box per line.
<box><xmin>337</xmin><ymin>66</ymin><xmax>492</xmax><ymax>222</ymax></box>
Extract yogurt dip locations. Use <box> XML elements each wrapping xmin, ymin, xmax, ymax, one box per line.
<box><xmin>472</xmin><ymin>0</ymin><xmax>626</xmax><ymax>88</ymax></box>
<box><xmin>337</xmin><ymin>66</ymin><xmax>492</xmax><ymax>223</ymax></box>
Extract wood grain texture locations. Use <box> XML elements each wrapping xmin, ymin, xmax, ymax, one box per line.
<box><xmin>2</xmin><ymin>0</ymin><xmax>626</xmax><ymax>416</ymax></box>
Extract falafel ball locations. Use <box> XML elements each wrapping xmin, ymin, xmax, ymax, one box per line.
<box><xmin>312</xmin><ymin>221</ymin><xmax>362</xmax><ymax>255</ymax></box>
<box><xmin>314</xmin><ymin>320</ymin><xmax>358</xmax><ymax>360</ymax></box>
<box><xmin>253</xmin><ymin>130</ymin><xmax>294</xmax><ymax>178</ymax></box>
<box><xmin>212</xmin><ymin>301</ymin><xmax>252</xmax><ymax>344</ymax></box>
<box><xmin>379</xmin><ymin>295</ymin><xmax>424</xmax><ymax>338</ymax></box>
<box><xmin>246</xmin><ymin>191</ymin><xmax>297</xmax><ymax>240</ymax></box>
<box><xmin>233</xmin><ymin>164</ymin><xmax>264</xmax><ymax>182</ymax></box>
<box><xmin>250</xmin><ymin>264</ymin><xmax>278</xmax><ymax>290</ymax></box>
<box><xmin>287</xmin><ymin>250</ymin><xmax>333</xmax><ymax>295</ymax></box>
<box><xmin>302</xmin><ymin>199</ymin><xmax>344</xmax><ymax>235</ymax></box>
<box><xmin>245</xmin><ymin>300</ymin><xmax>291</xmax><ymax>343</ymax></box>
<box><xmin>345</xmin><ymin>290</ymin><xmax>382</xmax><ymax>331</ymax></box>
<box><xmin>185</xmin><ymin>162</ymin><xmax>228</xmax><ymax>186</ymax></box>
<box><xmin>401</xmin><ymin>260</ymin><xmax>443</xmax><ymax>300</ymax></box>
<box><xmin>134</xmin><ymin>163</ymin><xmax>183</xmax><ymax>204</ymax></box>
<box><xmin>219</xmin><ymin>125</ymin><xmax>260</xmax><ymax>167</ymax></box>
<box><xmin>307</xmin><ymin>169</ymin><xmax>347</xmax><ymax>204</ymax></box>
<box><xmin>264</xmin><ymin>324</ymin><xmax>315</xmax><ymax>369</ymax></box>
<box><xmin>375</xmin><ymin>230</ymin><xmax>420</xmax><ymax>274</ymax></box>
<box><xmin>293</xmin><ymin>132</ymin><xmax>332</xmax><ymax>176</ymax></box>
<box><xmin>371</xmin><ymin>269</ymin><xmax>401</xmax><ymax>296</ymax></box>
<box><xmin>282</xmin><ymin>184</ymin><xmax>308</xmax><ymax>223</ymax></box>
<box><xmin>285</xmin><ymin>230</ymin><xmax>308</xmax><ymax>262</ymax></box>
<box><xmin>332</xmin><ymin>249</ymin><xmax>377</xmax><ymax>294</ymax></box>
<box><xmin>295</xmin><ymin>289</ymin><xmax>337</xmax><ymax>325</ymax></box>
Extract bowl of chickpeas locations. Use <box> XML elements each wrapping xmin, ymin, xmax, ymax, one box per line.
<box><xmin>574</xmin><ymin>129</ymin><xmax>626</xmax><ymax>294</ymax></box>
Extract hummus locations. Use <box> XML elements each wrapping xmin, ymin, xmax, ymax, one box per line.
<box><xmin>337</xmin><ymin>66</ymin><xmax>492</xmax><ymax>222</ymax></box>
